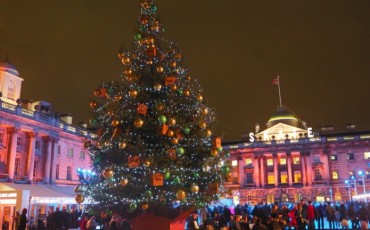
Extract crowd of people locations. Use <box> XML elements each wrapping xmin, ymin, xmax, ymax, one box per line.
<box><xmin>185</xmin><ymin>200</ymin><xmax>370</xmax><ymax>230</ymax></box>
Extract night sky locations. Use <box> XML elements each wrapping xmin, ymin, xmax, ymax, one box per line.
<box><xmin>0</xmin><ymin>1</ymin><xmax>369</xmax><ymax>141</ymax></box>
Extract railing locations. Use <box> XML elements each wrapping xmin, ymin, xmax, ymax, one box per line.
<box><xmin>0</xmin><ymin>173</ymin><xmax>9</xmax><ymax>181</ymax></box>
<box><xmin>0</xmin><ymin>100</ymin><xmax>94</xmax><ymax>138</ymax></box>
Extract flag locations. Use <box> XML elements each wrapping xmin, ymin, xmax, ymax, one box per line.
<box><xmin>272</xmin><ymin>76</ymin><xmax>279</xmax><ymax>85</ymax></box>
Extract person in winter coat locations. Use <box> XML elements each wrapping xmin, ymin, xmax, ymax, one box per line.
<box><xmin>18</xmin><ymin>209</ymin><xmax>28</xmax><ymax>230</ymax></box>
<box><xmin>306</xmin><ymin>201</ymin><xmax>315</xmax><ymax>230</ymax></box>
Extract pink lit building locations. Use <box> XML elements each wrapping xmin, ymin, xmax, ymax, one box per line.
<box><xmin>0</xmin><ymin>58</ymin><xmax>93</xmax><ymax>229</ymax></box>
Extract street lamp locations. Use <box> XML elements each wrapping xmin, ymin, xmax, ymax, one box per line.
<box><xmin>351</xmin><ymin>175</ymin><xmax>357</xmax><ymax>195</ymax></box>
<box><xmin>345</xmin><ymin>180</ymin><xmax>352</xmax><ymax>202</ymax></box>
<box><xmin>358</xmin><ymin>170</ymin><xmax>367</xmax><ymax>202</ymax></box>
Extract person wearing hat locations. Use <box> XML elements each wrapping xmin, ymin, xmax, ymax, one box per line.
<box><xmin>185</xmin><ymin>211</ymin><xmax>200</xmax><ymax>230</ymax></box>
<box><xmin>12</xmin><ymin>210</ymin><xmax>20</xmax><ymax>230</ymax></box>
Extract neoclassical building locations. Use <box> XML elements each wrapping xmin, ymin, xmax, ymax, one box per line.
<box><xmin>223</xmin><ymin>105</ymin><xmax>370</xmax><ymax>205</ymax></box>
<box><xmin>0</xmin><ymin>58</ymin><xmax>93</xmax><ymax>229</ymax></box>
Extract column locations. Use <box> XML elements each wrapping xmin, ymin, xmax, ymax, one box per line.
<box><xmin>43</xmin><ymin>137</ymin><xmax>53</xmax><ymax>184</ymax></box>
<box><xmin>322</xmin><ymin>149</ymin><xmax>331</xmax><ymax>184</ymax></box>
<box><xmin>254</xmin><ymin>156</ymin><xmax>260</xmax><ymax>187</ymax></box>
<box><xmin>306</xmin><ymin>152</ymin><xmax>313</xmax><ymax>186</ymax></box>
<box><xmin>238</xmin><ymin>157</ymin><xmax>244</xmax><ymax>185</ymax></box>
<box><xmin>7</xmin><ymin>127</ymin><xmax>18</xmax><ymax>181</ymax></box>
<box><xmin>26</xmin><ymin>132</ymin><xmax>37</xmax><ymax>182</ymax></box>
<box><xmin>300</xmin><ymin>152</ymin><xmax>306</xmax><ymax>185</ymax></box>
<box><xmin>260</xmin><ymin>156</ymin><xmax>265</xmax><ymax>187</ymax></box>
<box><xmin>50</xmin><ymin>137</ymin><xmax>59</xmax><ymax>184</ymax></box>
<box><xmin>273</xmin><ymin>153</ymin><xmax>278</xmax><ymax>187</ymax></box>
<box><xmin>287</xmin><ymin>152</ymin><xmax>293</xmax><ymax>186</ymax></box>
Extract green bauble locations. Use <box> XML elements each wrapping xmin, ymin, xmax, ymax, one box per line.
<box><xmin>130</xmin><ymin>203</ymin><xmax>137</xmax><ymax>210</ymax></box>
<box><xmin>158</xmin><ymin>115</ymin><xmax>167</xmax><ymax>124</ymax></box>
<box><xmin>222</xmin><ymin>166</ymin><xmax>230</xmax><ymax>173</ymax></box>
<box><xmin>89</xmin><ymin>118</ymin><xmax>97</xmax><ymax>126</ymax></box>
<box><xmin>134</xmin><ymin>33</ymin><xmax>142</xmax><ymax>40</ymax></box>
<box><xmin>106</xmin><ymin>209</ymin><xmax>113</xmax><ymax>215</ymax></box>
<box><xmin>176</xmin><ymin>147</ymin><xmax>185</xmax><ymax>155</ymax></box>
<box><xmin>193</xmin><ymin>172</ymin><xmax>200</xmax><ymax>179</ymax></box>
<box><xmin>225</xmin><ymin>151</ymin><xmax>231</xmax><ymax>158</ymax></box>
<box><xmin>183</xmin><ymin>127</ymin><xmax>191</xmax><ymax>135</ymax></box>
<box><xmin>146</xmin><ymin>190</ymin><xmax>152</xmax><ymax>197</ymax></box>
<box><xmin>178</xmin><ymin>89</ymin><xmax>183</xmax><ymax>95</ymax></box>
<box><xmin>164</xmin><ymin>171</ymin><xmax>170</xmax><ymax>180</ymax></box>
<box><xmin>151</xmin><ymin>4</ymin><xmax>157</xmax><ymax>12</ymax></box>
<box><xmin>217</xmin><ymin>147</ymin><xmax>223</xmax><ymax>152</ymax></box>
<box><xmin>174</xmin><ymin>176</ymin><xmax>180</xmax><ymax>183</ymax></box>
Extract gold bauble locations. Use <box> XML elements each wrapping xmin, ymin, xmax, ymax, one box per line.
<box><xmin>124</xmin><ymin>69</ymin><xmax>133</xmax><ymax>76</ymax></box>
<box><xmin>119</xmin><ymin>141</ymin><xmax>127</xmax><ymax>149</ymax></box>
<box><xmin>168</xmin><ymin>118</ymin><xmax>176</xmax><ymax>126</ymax></box>
<box><xmin>93</xmin><ymin>89</ymin><xmax>101</xmax><ymax>97</ymax></box>
<box><xmin>140</xmin><ymin>15</ymin><xmax>148</xmax><ymax>24</ymax></box>
<box><xmin>167</xmin><ymin>130</ymin><xmax>175</xmax><ymax>137</ymax></box>
<box><xmin>120</xmin><ymin>178</ymin><xmax>128</xmax><ymax>187</ymax></box>
<box><xmin>129</xmin><ymin>89</ymin><xmax>138</xmax><ymax>98</ymax></box>
<box><xmin>75</xmin><ymin>194</ymin><xmax>84</xmax><ymax>204</ymax></box>
<box><xmin>102</xmin><ymin>169</ymin><xmax>114</xmax><ymax>179</ymax></box>
<box><xmin>146</xmin><ymin>60</ymin><xmax>153</xmax><ymax>65</ymax></box>
<box><xmin>151</xmin><ymin>25</ymin><xmax>160</xmax><ymax>32</ymax></box>
<box><xmin>114</xmin><ymin>95</ymin><xmax>123</xmax><ymax>101</ymax></box>
<box><xmin>175</xmin><ymin>53</ymin><xmax>182</xmax><ymax>59</ymax></box>
<box><xmin>142</xmin><ymin>203</ymin><xmax>149</xmax><ymax>210</ymax></box>
<box><xmin>198</xmin><ymin>121</ymin><xmax>207</xmax><ymax>129</ymax></box>
<box><xmin>111</xmin><ymin>119</ymin><xmax>120</xmax><ymax>127</ymax></box>
<box><xmin>171</xmin><ymin>62</ymin><xmax>177</xmax><ymax>68</ymax></box>
<box><xmin>176</xmin><ymin>190</ymin><xmax>186</xmax><ymax>200</ymax></box>
<box><xmin>156</xmin><ymin>66</ymin><xmax>164</xmax><ymax>73</ymax></box>
<box><xmin>191</xmin><ymin>184</ymin><xmax>199</xmax><ymax>193</ymax></box>
<box><xmin>171</xmin><ymin>138</ymin><xmax>179</xmax><ymax>145</ymax></box>
<box><xmin>201</xmin><ymin>107</ymin><xmax>209</xmax><ymax>115</ymax></box>
<box><xmin>143</xmin><ymin>161</ymin><xmax>151</xmax><ymax>167</ymax></box>
<box><xmin>183</xmin><ymin>89</ymin><xmax>190</xmax><ymax>96</ymax></box>
<box><xmin>171</xmin><ymin>84</ymin><xmax>178</xmax><ymax>91</ymax></box>
<box><xmin>197</xmin><ymin>95</ymin><xmax>203</xmax><ymax>102</ymax></box>
<box><xmin>210</xmin><ymin>149</ymin><xmax>219</xmax><ymax>157</ymax></box>
<box><xmin>134</xmin><ymin>118</ymin><xmax>144</xmax><ymax>128</ymax></box>
<box><xmin>90</xmin><ymin>101</ymin><xmax>97</xmax><ymax>109</ymax></box>
<box><xmin>154</xmin><ymin>83</ymin><xmax>162</xmax><ymax>91</ymax></box>
<box><xmin>205</xmin><ymin>129</ymin><xmax>212</xmax><ymax>137</ymax></box>
<box><xmin>122</xmin><ymin>57</ymin><xmax>131</xmax><ymax>65</ymax></box>
<box><xmin>83</xmin><ymin>141</ymin><xmax>90</xmax><ymax>149</ymax></box>
<box><xmin>74</xmin><ymin>186</ymin><xmax>80</xmax><ymax>193</ymax></box>
<box><xmin>146</xmin><ymin>37</ymin><xmax>155</xmax><ymax>44</ymax></box>
<box><xmin>185</xmin><ymin>75</ymin><xmax>191</xmax><ymax>81</ymax></box>
<box><xmin>156</xmin><ymin>103</ymin><xmax>164</xmax><ymax>111</ymax></box>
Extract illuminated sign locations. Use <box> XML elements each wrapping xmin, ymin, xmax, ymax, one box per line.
<box><xmin>249</xmin><ymin>127</ymin><xmax>314</xmax><ymax>142</ymax></box>
<box><xmin>0</xmin><ymin>199</ymin><xmax>16</xmax><ymax>204</ymax></box>
<box><xmin>0</xmin><ymin>193</ymin><xmax>17</xmax><ymax>198</ymax></box>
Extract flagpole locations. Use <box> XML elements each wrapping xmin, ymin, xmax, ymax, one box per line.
<box><xmin>277</xmin><ymin>75</ymin><xmax>282</xmax><ymax>109</ymax></box>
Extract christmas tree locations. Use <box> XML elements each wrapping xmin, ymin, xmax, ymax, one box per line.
<box><xmin>77</xmin><ymin>0</ymin><xmax>229</xmax><ymax>219</ymax></box>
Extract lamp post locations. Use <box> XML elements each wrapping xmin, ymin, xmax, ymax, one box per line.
<box><xmin>351</xmin><ymin>175</ymin><xmax>357</xmax><ymax>195</ymax></box>
<box><xmin>345</xmin><ymin>180</ymin><xmax>351</xmax><ymax>202</ymax></box>
<box><xmin>358</xmin><ymin>170</ymin><xmax>367</xmax><ymax>202</ymax></box>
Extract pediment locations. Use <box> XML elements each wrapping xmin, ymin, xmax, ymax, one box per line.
<box><xmin>255</xmin><ymin>123</ymin><xmax>307</xmax><ymax>141</ymax></box>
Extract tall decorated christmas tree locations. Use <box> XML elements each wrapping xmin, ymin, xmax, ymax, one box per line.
<box><xmin>77</xmin><ymin>0</ymin><xmax>229</xmax><ymax>219</ymax></box>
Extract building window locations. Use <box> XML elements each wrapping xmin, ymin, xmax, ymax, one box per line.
<box><xmin>67</xmin><ymin>148</ymin><xmax>73</xmax><ymax>157</ymax></box>
<box><xmin>315</xmin><ymin>169</ymin><xmax>322</xmax><ymax>181</ymax></box>
<box><xmin>14</xmin><ymin>158</ymin><xmax>20</xmax><ymax>177</ymax></box>
<box><xmin>245</xmin><ymin>158</ymin><xmax>252</xmax><ymax>166</ymax></box>
<box><xmin>267</xmin><ymin>158</ymin><xmax>273</xmax><ymax>166</ymax></box>
<box><xmin>347</xmin><ymin>153</ymin><xmax>355</xmax><ymax>161</ymax></box>
<box><xmin>67</xmin><ymin>166</ymin><xmax>72</xmax><ymax>181</ymax></box>
<box><xmin>56</xmin><ymin>164</ymin><xmax>60</xmax><ymax>180</ymax></box>
<box><xmin>57</xmin><ymin>146</ymin><xmax>61</xmax><ymax>155</ymax></box>
<box><xmin>246</xmin><ymin>173</ymin><xmax>253</xmax><ymax>184</ymax></box>
<box><xmin>33</xmin><ymin>160</ymin><xmax>38</xmax><ymax>177</ymax></box>
<box><xmin>280</xmin><ymin>171</ymin><xmax>288</xmax><ymax>183</ymax></box>
<box><xmin>330</xmin><ymin>155</ymin><xmax>338</xmax><ymax>161</ymax></box>
<box><xmin>267</xmin><ymin>172</ymin><xmax>274</xmax><ymax>184</ymax></box>
<box><xmin>313</xmin><ymin>154</ymin><xmax>320</xmax><ymax>163</ymax></box>
<box><xmin>80</xmin><ymin>151</ymin><xmax>85</xmax><ymax>159</ymax></box>
<box><xmin>17</xmin><ymin>137</ymin><xmax>22</xmax><ymax>147</ymax></box>
<box><xmin>280</xmin><ymin>158</ymin><xmax>286</xmax><ymax>165</ymax></box>
<box><xmin>364</xmin><ymin>152</ymin><xmax>370</xmax><ymax>160</ymax></box>
<box><xmin>293</xmin><ymin>170</ymin><xmax>302</xmax><ymax>183</ymax></box>
<box><xmin>332</xmin><ymin>170</ymin><xmax>339</xmax><ymax>180</ymax></box>
<box><xmin>35</xmin><ymin>141</ymin><xmax>40</xmax><ymax>150</ymax></box>
<box><xmin>293</xmin><ymin>156</ymin><xmax>300</xmax><ymax>165</ymax></box>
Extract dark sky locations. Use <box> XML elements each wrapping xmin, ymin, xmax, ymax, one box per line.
<box><xmin>1</xmin><ymin>1</ymin><xmax>369</xmax><ymax>141</ymax></box>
